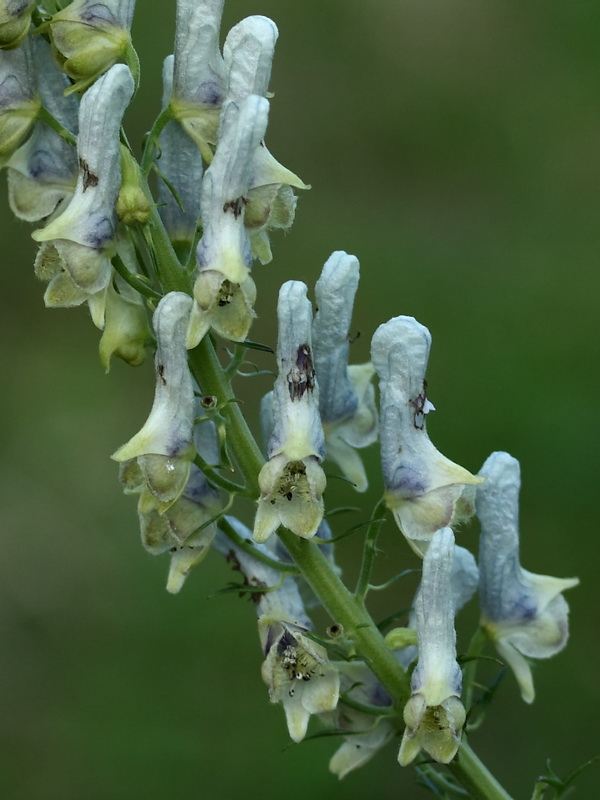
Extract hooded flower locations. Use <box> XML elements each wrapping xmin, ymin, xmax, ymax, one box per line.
<box><xmin>0</xmin><ymin>37</ymin><xmax>40</xmax><ymax>166</ymax></box>
<box><xmin>32</xmin><ymin>63</ymin><xmax>134</xmax><ymax>328</ymax></box>
<box><xmin>7</xmin><ymin>36</ymin><xmax>78</xmax><ymax>221</ymax></box>
<box><xmin>0</xmin><ymin>1</ymin><xmax>35</xmax><ymax>50</ymax></box>
<box><xmin>156</xmin><ymin>55</ymin><xmax>203</xmax><ymax>247</ymax></box>
<box><xmin>112</xmin><ymin>292</ymin><xmax>196</xmax><ymax>513</ymax></box>
<box><xmin>121</xmin><ymin>415</ymin><xmax>221</xmax><ymax>594</ymax></box>
<box><xmin>397</xmin><ymin>543</ymin><xmax>479</xmax><ymax>669</ymax></box>
<box><xmin>476</xmin><ymin>451</ymin><xmax>579</xmax><ymax>703</ymax></box>
<box><xmin>371</xmin><ymin>315</ymin><xmax>482</xmax><ymax>557</ymax></box>
<box><xmin>222</xmin><ymin>14</ymin><xmax>308</xmax><ymax>263</ymax></box>
<box><xmin>49</xmin><ymin>0</ymin><xmax>138</xmax><ymax>94</ymax></box>
<box><xmin>186</xmin><ymin>94</ymin><xmax>268</xmax><ymax>347</ymax></box>
<box><xmin>312</xmin><ymin>251</ymin><xmax>377</xmax><ymax>492</ymax></box>
<box><xmin>169</xmin><ymin>0</ymin><xmax>226</xmax><ymax>163</ymax></box>
<box><xmin>398</xmin><ymin>528</ymin><xmax>466</xmax><ymax>766</ymax></box>
<box><xmin>253</xmin><ymin>281</ymin><xmax>326</xmax><ymax>543</ymax></box>
<box><xmin>214</xmin><ymin>518</ymin><xmax>339</xmax><ymax>741</ymax></box>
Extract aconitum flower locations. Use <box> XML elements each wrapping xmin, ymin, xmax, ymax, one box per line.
<box><xmin>222</xmin><ymin>14</ymin><xmax>307</xmax><ymax>263</ymax></box>
<box><xmin>7</xmin><ymin>36</ymin><xmax>78</xmax><ymax>221</ymax></box>
<box><xmin>49</xmin><ymin>0</ymin><xmax>138</xmax><ymax>94</ymax></box>
<box><xmin>477</xmin><ymin>451</ymin><xmax>579</xmax><ymax>703</ymax></box>
<box><xmin>0</xmin><ymin>1</ymin><xmax>35</xmax><ymax>50</ymax></box>
<box><xmin>398</xmin><ymin>528</ymin><xmax>466</xmax><ymax>766</ymax></box>
<box><xmin>0</xmin><ymin>37</ymin><xmax>39</xmax><ymax>165</ymax></box>
<box><xmin>186</xmin><ymin>94</ymin><xmax>267</xmax><ymax>347</ymax></box>
<box><xmin>312</xmin><ymin>251</ymin><xmax>377</xmax><ymax>492</ymax></box>
<box><xmin>112</xmin><ymin>292</ymin><xmax>196</xmax><ymax>513</ymax></box>
<box><xmin>156</xmin><ymin>55</ymin><xmax>203</xmax><ymax>247</ymax></box>
<box><xmin>169</xmin><ymin>0</ymin><xmax>225</xmax><ymax>163</ymax></box>
<box><xmin>371</xmin><ymin>315</ymin><xmax>482</xmax><ymax>556</ymax></box>
<box><xmin>214</xmin><ymin>518</ymin><xmax>339</xmax><ymax>741</ymax></box>
<box><xmin>253</xmin><ymin>281</ymin><xmax>326</xmax><ymax>543</ymax></box>
<box><xmin>32</xmin><ymin>64</ymin><xmax>134</xmax><ymax>328</ymax></box>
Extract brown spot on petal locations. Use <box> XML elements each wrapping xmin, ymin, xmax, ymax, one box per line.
<box><xmin>79</xmin><ymin>158</ymin><xmax>99</xmax><ymax>191</ymax></box>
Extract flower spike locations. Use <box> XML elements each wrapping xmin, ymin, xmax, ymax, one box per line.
<box><xmin>253</xmin><ymin>281</ymin><xmax>326</xmax><ymax>543</ymax></box>
<box><xmin>312</xmin><ymin>251</ymin><xmax>377</xmax><ymax>492</ymax></box>
<box><xmin>477</xmin><ymin>451</ymin><xmax>579</xmax><ymax>703</ymax></box>
<box><xmin>32</xmin><ymin>63</ymin><xmax>134</xmax><ymax>328</ymax></box>
<box><xmin>112</xmin><ymin>292</ymin><xmax>195</xmax><ymax>513</ymax></box>
<box><xmin>398</xmin><ymin>528</ymin><xmax>466</xmax><ymax>766</ymax></box>
<box><xmin>371</xmin><ymin>315</ymin><xmax>482</xmax><ymax>556</ymax></box>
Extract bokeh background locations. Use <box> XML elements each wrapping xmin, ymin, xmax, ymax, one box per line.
<box><xmin>1</xmin><ymin>1</ymin><xmax>598</xmax><ymax>798</ymax></box>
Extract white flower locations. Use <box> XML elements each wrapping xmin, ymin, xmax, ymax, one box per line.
<box><xmin>186</xmin><ymin>94</ymin><xmax>267</xmax><ymax>347</ymax></box>
<box><xmin>112</xmin><ymin>292</ymin><xmax>195</xmax><ymax>513</ymax></box>
<box><xmin>371</xmin><ymin>315</ymin><xmax>482</xmax><ymax>556</ymax></box>
<box><xmin>32</xmin><ymin>64</ymin><xmax>134</xmax><ymax>328</ymax></box>
<box><xmin>253</xmin><ymin>281</ymin><xmax>326</xmax><ymax>543</ymax></box>
<box><xmin>222</xmin><ymin>14</ymin><xmax>308</xmax><ymax>263</ymax></box>
<box><xmin>398</xmin><ymin>528</ymin><xmax>466</xmax><ymax>766</ymax></box>
<box><xmin>477</xmin><ymin>451</ymin><xmax>579</xmax><ymax>703</ymax></box>
<box><xmin>312</xmin><ymin>251</ymin><xmax>377</xmax><ymax>492</ymax></box>
<box><xmin>215</xmin><ymin>517</ymin><xmax>339</xmax><ymax>742</ymax></box>
<box><xmin>7</xmin><ymin>37</ymin><xmax>78</xmax><ymax>221</ymax></box>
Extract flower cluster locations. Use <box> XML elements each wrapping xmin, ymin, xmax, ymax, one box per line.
<box><xmin>2</xmin><ymin>1</ymin><xmax>580</xmax><ymax>792</ymax></box>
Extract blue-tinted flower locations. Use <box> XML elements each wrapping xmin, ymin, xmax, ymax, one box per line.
<box><xmin>371</xmin><ymin>315</ymin><xmax>482</xmax><ymax>556</ymax></box>
<box><xmin>7</xmin><ymin>37</ymin><xmax>78</xmax><ymax>221</ymax></box>
<box><xmin>32</xmin><ymin>64</ymin><xmax>134</xmax><ymax>328</ymax></box>
<box><xmin>477</xmin><ymin>451</ymin><xmax>579</xmax><ymax>703</ymax></box>
<box><xmin>49</xmin><ymin>0</ymin><xmax>138</xmax><ymax>94</ymax></box>
<box><xmin>216</xmin><ymin>517</ymin><xmax>339</xmax><ymax>742</ymax></box>
<box><xmin>398</xmin><ymin>528</ymin><xmax>466</xmax><ymax>766</ymax></box>
<box><xmin>169</xmin><ymin>0</ymin><xmax>225</xmax><ymax>163</ymax></box>
<box><xmin>253</xmin><ymin>281</ymin><xmax>326</xmax><ymax>543</ymax></box>
<box><xmin>223</xmin><ymin>14</ymin><xmax>307</xmax><ymax>263</ymax></box>
<box><xmin>0</xmin><ymin>37</ymin><xmax>39</xmax><ymax>165</ymax></box>
<box><xmin>312</xmin><ymin>251</ymin><xmax>377</xmax><ymax>492</ymax></box>
<box><xmin>112</xmin><ymin>292</ymin><xmax>195</xmax><ymax>513</ymax></box>
<box><xmin>186</xmin><ymin>94</ymin><xmax>267</xmax><ymax>347</ymax></box>
<box><xmin>156</xmin><ymin>55</ymin><xmax>203</xmax><ymax>246</ymax></box>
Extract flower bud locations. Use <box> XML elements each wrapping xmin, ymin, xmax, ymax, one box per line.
<box><xmin>49</xmin><ymin>0</ymin><xmax>138</xmax><ymax>94</ymax></box>
<box><xmin>0</xmin><ymin>38</ymin><xmax>39</xmax><ymax>165</ymax></box>
<box><xmin>115</xmin><ymin>144</ymin><xmax>151</xmax><ymax>225</ymax></box>
<box><xmin>0</xmin><ymin>2</ymin><xmax>35</xmax><ymax>50</ymax></box>
<box><xmin>99</xmin><ymin>273</ymin><xmax>150</xmax><ymax>371</ymax></box>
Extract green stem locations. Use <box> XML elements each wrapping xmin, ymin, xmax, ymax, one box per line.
<box><xmin>37</xmin><ymin>106</ymin><xmax>77</xmax><ymax>146</ymax></box>
<box><xmin>140</xmin><ymin>107</ymin><xmax>174</xmax><ymax>176</ymax></box>
<box><xmin>354</xmin><ymin>498</ymin><xmax>388</xmax><ymax>601</ymax></box>
<box><xmin>463</xmin><ymin>626</ymin><xmax>488</xmax><ymax>714</ymax></box>
<box><xmin>219</xmin><ymin>517</ymin><xmax>300</xmax><ymax>575</ymax></box>
<box><xmin>448</xmin><ymin>741</ymin><xmax>515</xmax><ymax>800</ymax></box>
<box><xmin>192</xmin><ymin>452</ymin><xmax>249</xmax><ymax>496</ymax></box>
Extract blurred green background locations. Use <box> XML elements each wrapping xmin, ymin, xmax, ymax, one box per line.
<box><xmin>1</xmin><ymin>1</ymin><xmax>598</xmax><ymax>798</ymax></box>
